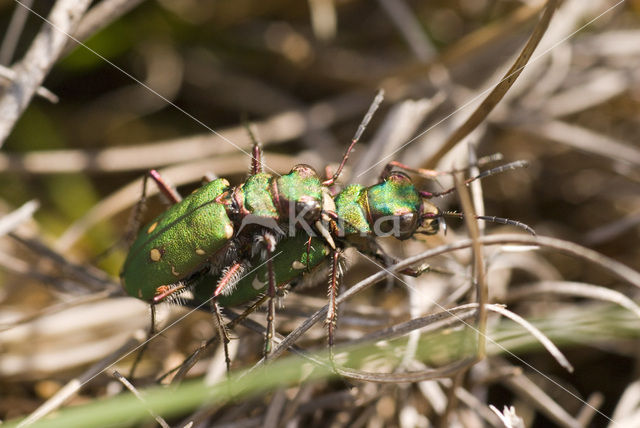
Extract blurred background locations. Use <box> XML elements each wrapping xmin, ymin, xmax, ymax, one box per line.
<box><xmin>0</xmin><ymin>1</ymin><xmax>639</xmax><ymax>427</ymax></box>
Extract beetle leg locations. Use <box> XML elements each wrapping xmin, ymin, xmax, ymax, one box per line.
<box><xmin>200</xmin><ymin>171</ymin><xmax>217</xmax><ymax>185</ymax></box>
<box><xmin>323</xmin><ymin>165</ymin><xmax>340</xmax><ymax>197</ymax></box>
<box><xmin>323</xmin><ymin>90</ymin><xmax>384</xmax><ymax>186</ymax></box>
<box><xmin>244</xmin><ymin>121</ymin><xmax>264</xmax><ymax>175</ymax></box>
<box><xmin>148</xmin><ymin>169</ymin><xmax>183</xmax><ymax>204</ymax></box>
<box><xmin>212</xmin><ymin>300</ymin><xmax>232</xmax><ymax>373</ymax></box>
<box><xmin>261</xmin><ymin>231</ymin><xmax>278</xmax><ymax>358</ymax></box>
<box><xmin>128</xmin><ymin>303</ymin><xmax>157</xmax><ymax>379</ymax></box>
<box><xmin>326</xmin><ymin>249</ymin><xmax>343</xmax><ymax>365</ymax></box>
<box><xmin>124</xmin><ymin>170</ymin><xmax>183</xmax><ymax>249</ymax></box>
<box><xmin>211</xmin><ymin>260</ymin><xmax>248</xmax><ymax>373</ymax></box>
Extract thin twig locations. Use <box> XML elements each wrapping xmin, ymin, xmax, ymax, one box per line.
<box><xmin>0</xmin><ymin>0</ymin><xmax>92</xmax><ymax>146</ymax></box>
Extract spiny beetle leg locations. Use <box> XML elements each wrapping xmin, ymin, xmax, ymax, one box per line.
<box><xmin>261</xmin><ymin>231</ymin><xmax>278</xmax><ymax>358</ymax></box>
<box><xmin>326</xmin><ymin>250</ymin><xmax>343</xmax><ymax>365</ymax></box>
<box><xmin>213</xmin><ymin>260</ymin><xmax>249</xmax><ymax>372</ymax></box>
<box><xmin>212</xmin><ymin>300</ymin><xmax>231</xmax><ymax>373</ymax></box>
<box><xmin>244</xmin><ymin>121</ymin><xmax>264</xmax><ymax>175</ymax></box>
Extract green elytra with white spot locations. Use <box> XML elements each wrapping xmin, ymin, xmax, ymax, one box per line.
<box><xmin>121</xmin><ymin>166</ymin><xmax>326</xmax><ymax>302</ymax></box>
<box><xmin>121</xmin><ymin>178</ymin><xmax>233</xmax><ymax>301</ymax></box>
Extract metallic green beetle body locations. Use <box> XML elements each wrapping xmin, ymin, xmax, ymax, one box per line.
<box><xmin>121</xmin><ymin>178</ymin><xmax>234</xmax><ymax>301</ymax></box>
<box><xmin>229</xmin><ymin>166</ymin><xmax>324</xmax><ymax>224</ymax></box>
<box><xmin>121</xmin><ymin>165</ymin><xmax>326</xmax><ymax>303</ymax></box>
<box><xmin>334</xmin><ymin>171</ymin><xmax>439</xmax><ymax>241</ymax></box>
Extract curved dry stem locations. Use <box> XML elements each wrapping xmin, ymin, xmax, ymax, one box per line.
<box><xmin>508</xmin><ymin>281</ymin><xmax>640</xmax><ymax>319</ymax></box>
<box><xmin>487</xmin><ymin>304</ymin><xmax>573</xmax><ymax>372</ymax></box>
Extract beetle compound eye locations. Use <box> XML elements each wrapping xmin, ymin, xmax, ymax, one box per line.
<box><xmin>386</xmin><ymin>171</ymin><xmax>412</xmax><ymax>183</ymax></box>
<box><xmin>296</xmin><ymin>200</ymin><xmax>322</xmax><ymax>223</ymax></box>
<box><xmin>396</xmin><ymin>212</ymin><xmax>419</xmax><ymax>240</ymax></box>
<box><xmin>290</xmin><ymin>164</ymin><xmax>318</xmax><ymax>178</ymax></box>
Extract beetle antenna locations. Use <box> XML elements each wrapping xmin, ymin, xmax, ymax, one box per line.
<box><xmin>323</xmin><ymin>90</ymin><xmax>384</xmax><ymax>186</ymax></box>
<box><xmin>419</xmin><ymin>160</ymin><xmax>529</xmax><ymax>199</ymax></box>
<box><xmin>431</xmin><ymin>210</ymin><xmax>535</xmax><ymax>235</ymax></box>
<box><xmin>383</xmin><ymin>152</ymin><xmax>505</xmax><ymax>181</ymax></box>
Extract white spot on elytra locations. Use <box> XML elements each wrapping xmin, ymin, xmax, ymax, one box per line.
<box><xmin>149</xmin><ymin>248</ymin><xmax>161</xmax><ymax>262</ymax></box>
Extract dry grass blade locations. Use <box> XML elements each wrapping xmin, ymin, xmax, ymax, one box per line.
<box><xmin>487</xmin><ymin>304</ymin><xmax>573</xmax><ymax>372</ymax></box>
<box><xmin>0</xmin><ymin>65</ymin><xmax>57</xmax><ymax>103</ymax></box>
<box><xmin>16</xmin><ymin>335</ymin><xmax>144</xmax><ymax>427</ymax></box>
<box><xmin>520</xmin><ymin>120</ymin><xmax>640</xmax><ymax>168</ymax></box>
<box><xmin>0</xmin><ymin>92</ymin><xmax>371</xmax><ymax>174</ymax></box>
<box><xmin>454</xmin><ymin>170</ymin><xmax>487</xmax><ymax>359</ymax></box>
<box><xmin>489</xmin><ymin>405</ymin><xmax>525</xmax><ymax>428</ymax></box>
<box><xmin>0</xmin><ymin>290</ymin><xmax>112</xmax><ymax>332</ymax></box>
<box><xmin>8</xmin><ymin>232</ymin><xmax>115</xmax><ymax>292</ymax></box>
<box><xmin>348</xmin><ymin>304</ymin><xmax>477</xmax><ymax>346</ymax></box>
<box><xmin>576</xmin><ymin>392</ymin><xmax>605</xmax><ymax>427</ymax></box>
<box><xmin>0</xmin><ymin>200</ymin><xmax>38</xmax><ymax>237</ymax></box>
<box><xmin>508</xmin><ymin>281</ymin><xmax>640</xmax><ymax>319</ymax></box>
<box><xmin>497</xmin><ymin>359</ymin><xmax>583</xmax><ymax>428</ymax></box>
<box><xmin>610</xmin><ymin>380</ymin><xmax>640</xmax><ymax>427</ymax></box>
<box><xmin>425</xmin><ymin>0</ymin><xmax>560</xmax><ymax>168</ymax></box>
<box><xmin>334</xmin><ymin>357</ymin><xmax>479</xmax><ymax>384</ymax></box>
<box><xmin>0</xmin><ymin>0</ymin><xmax>32</xmax><ymax>64</ymax></box>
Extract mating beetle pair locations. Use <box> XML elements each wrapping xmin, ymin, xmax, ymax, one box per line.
<box><xmin>120</xmin><ymin>91</ymin><xmax>532</xmax><ymax>369</ymax></box>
